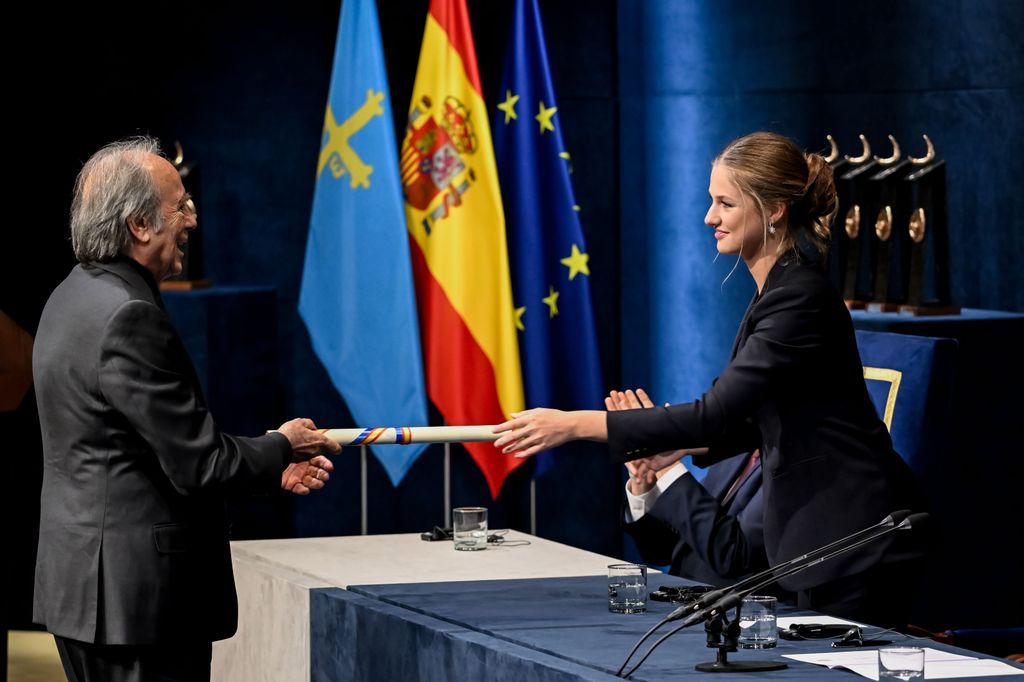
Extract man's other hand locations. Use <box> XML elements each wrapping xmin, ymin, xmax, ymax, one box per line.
<box><xmin>281</xmin><ymin>455</ymin><xmax>334</xmax><ymax>495</ymax></box>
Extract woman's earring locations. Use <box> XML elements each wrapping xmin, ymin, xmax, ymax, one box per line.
<box><xmin>768</xmin><ymin>221</ymin><xmax>777</xmax><ymax>235</ymax></box>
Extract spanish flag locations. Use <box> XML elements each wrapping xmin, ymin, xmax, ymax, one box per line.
<box><xmin>401</xmin><ymin>0</ymin><xmax>525</xmax><ymax>498</ymax></box>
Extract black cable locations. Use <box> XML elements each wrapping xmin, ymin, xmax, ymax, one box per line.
<box><xmin>615</xmin><ymin>618</ymin><xmax>673</xmax><ymax>676</ymax></box>
<box><xmin>621</xmin><ymin>617</ymin><xmax>700</xmax><ymax>678</ymax></box>
<box><xmin>614</xmin><ymin>588</ymin><xmax>714</xmax><ymax>674</ymax></box>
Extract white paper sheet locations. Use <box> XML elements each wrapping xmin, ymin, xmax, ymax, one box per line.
<box><xmin>778</xmin><ymin>615</ymin><xmax>865</xmax><ymax>629</ymax></box>
<box><xmin>783</xmin><ymin>646</ymin><xmax>1024</xmax><ymax>680</ymax></box>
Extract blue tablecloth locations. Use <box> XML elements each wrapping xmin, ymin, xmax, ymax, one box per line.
<box><xmin>310</xmin><ymin>575</ymin><xmax>1024</xmax><ymax>681</ymax></box>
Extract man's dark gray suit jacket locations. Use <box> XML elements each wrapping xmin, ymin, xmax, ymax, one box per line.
<box><xmin>33</xmin><ymin>258</ymin><xmax>291</xmax><ymax>645</ymax></box>
<box><xmin>608</xmin><ymin>252</ymin><xmax>921</xmax><ymax>592</ymax></box>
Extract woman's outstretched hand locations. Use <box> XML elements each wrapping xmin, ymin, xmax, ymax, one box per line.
<box><xmin>493</xmin><ymin>408</ymin><xmax>607</xmax><ymax>458</ymax></box>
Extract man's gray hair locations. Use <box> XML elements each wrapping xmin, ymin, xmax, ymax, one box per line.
<box><xmin>70</xmin><ymin>137</ymin><xmax>165</xmax><ymax>262</ymax></box>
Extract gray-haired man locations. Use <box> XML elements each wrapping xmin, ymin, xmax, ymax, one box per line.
<box><xmin>33</xmin><ymin>138</ymin><xmax>340</xmax><ymax>681</ymax></box>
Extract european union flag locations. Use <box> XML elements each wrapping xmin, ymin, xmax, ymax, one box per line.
<box><xmin>299</xmin><ymin>0</ymin><xmax>428</xmax><ymax>486</ymax></box>
<box><xmin>493</xmin><ymin>0</ymin><xmax>604</xmax><ymax>477</ymax></box>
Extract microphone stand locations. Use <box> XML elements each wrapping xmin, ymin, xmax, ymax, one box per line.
<box><xmin>614</xmin><ymin>510</ymin><xmax>911</xmax><ymax>676</ymax></box>
<box><xmin>694</xmin><ymin>606</ymin><xmax>787</xmax><ymax>673</ymax></box>
<box><xmin>617</xmin><ymin>512</ymin><xmax>926</xmax><ymax>678</ymax></box>
<box><xmin>620</xmin><ymin>604</ymin><xmax>777</xmax><ymax>677</ymax></box>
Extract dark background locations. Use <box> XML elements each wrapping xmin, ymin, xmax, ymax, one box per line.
<box><xmin>3</xmin><ymin>0</ymin><xmax>1021</xmax><ymax>637</ymax></box>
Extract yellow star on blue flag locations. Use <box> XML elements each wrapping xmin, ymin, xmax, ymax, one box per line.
<box><xmin>498</xmin><ymin>90</ymin><xmax>520</xmax><ymax>124</ymax></box>
<box><xmin>536</xmin><ymin>101</ymin><xmax>557</xmax><ymax>134</ymax></box>
<box><xmin>560</xmin><ymin>244</ymin><xmax>590</xmax><ymax>281</ymax></box>
<box><xmin>542</xmin><ymin>286</ymin><xmax>560</xmax><ymax>318</ymax></box>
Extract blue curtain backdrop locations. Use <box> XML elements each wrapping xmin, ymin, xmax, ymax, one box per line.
<box><xmin>618</xmin><ymin>0</ymin><xmax>1024</xmax><ymax>426</ymax></box>
<box><xmin>9</xmin><ymin>1</ymin><xmax>1023</xmax><ymax>632</ymax></box>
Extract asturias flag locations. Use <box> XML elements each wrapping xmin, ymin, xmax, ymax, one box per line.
<box><xmin>494</xmin><ymin>0</ymin><xmax>604</xmax><ymax>477</ymax></box>
<box><xmin>299</xmin><ymin>0</ymin><xmax>429</xmax><ymax>486</ymax></box>
<box><xmin>401</xmin><ymin>0</ymin><xmax>525</xmax><ymax>498</ymax></box>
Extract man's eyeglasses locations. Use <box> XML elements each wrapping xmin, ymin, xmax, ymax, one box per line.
<box><xmin>174</xmin><ymin>193</ymin><xmax>196</xmax><ymax>219</ymax></box>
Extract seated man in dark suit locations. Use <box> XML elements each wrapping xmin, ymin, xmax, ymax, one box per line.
<box><xmin>610</xmin><ymin>390</ymin><xmax>768</xmax><ymax>587</ymax></box>
<box><xmin>624</xmin><ymin>450</ymin><xmax>766</xmax><ymax>586</ymax></box>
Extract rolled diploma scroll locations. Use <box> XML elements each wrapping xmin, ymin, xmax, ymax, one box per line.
<box><xmin>320</xmin><ymin>425</ymin><xmax>498</xmax><ymax>445</ymax></box>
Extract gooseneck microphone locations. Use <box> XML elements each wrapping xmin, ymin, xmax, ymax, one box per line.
<box><xmin>678</xmin><ymin>513</ymin><xmax>927</xmax><ymax>628</ymax></box>
<box><xmin>614</xmin><ymin>510</ymin><xmax>925</xmax><ymax>678</ymax></box>
<box><xmin>664</xmin><ymin>509</ymin><xmax>913</xmax><ymax>625</ymax></box>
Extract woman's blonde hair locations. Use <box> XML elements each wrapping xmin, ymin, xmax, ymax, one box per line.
<box><xmin>714</xmin><ymin>131</ymin><xmax>837</xmax><ymax>258</ymax></box>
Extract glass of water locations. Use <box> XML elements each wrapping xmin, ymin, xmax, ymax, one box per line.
<box><xmin>738</xmin><ymin>595</ymin><xmax>778</xmax><ymax>648</ymax></box>
<box><xmin>878</xmin><ymin>646</ymin><xmax>925</xmax><ymax>680</ymax></box>
<box><xmin>607</xmin><ymin>563</ymin><xmax>647</xmax><ymax>614</ymax></box>
<box><xmin>452</xmin><ymin>506</ymin><xmax>488</xmax><ymax>551</ymax></box>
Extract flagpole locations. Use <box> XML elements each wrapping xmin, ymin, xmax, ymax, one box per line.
<box><xmin>530</xmin><ymin>479</ymin><xmax>537</xmax><ymax>536</ymax></box>
<box><xmin>443</xmin><ymin>442</ymin><xmax>451</xmax><ymax>526</ymax></box>
<box><xmin>360</xmin><ymin>444</ymin><xmax>368</xmax><ymax>535</ymax></box>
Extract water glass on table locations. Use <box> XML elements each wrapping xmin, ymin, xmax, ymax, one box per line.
<box><xmin>607</xmin><ymin>563</ymin><xmax>647</xmax><ymax>614</ymax></box>
<box><xmin>878</xmin><ymin>646</ymin><xmax>925</xmax><ymax>680</ymax></box>
<box><xmin>452</xmin><ymin>506</ymin><xmax>488</xmax><ymax>551</ymax></box>
<box><xmin>738</xmin><ymin>595</ymin><xmax>778</xmax><ymax>648</ymax></box>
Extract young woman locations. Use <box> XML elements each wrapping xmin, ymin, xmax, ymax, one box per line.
<box><xmin>494</xmin><ymin>132</ymin><xmax>922</xmax><ymax>627</ymax></box>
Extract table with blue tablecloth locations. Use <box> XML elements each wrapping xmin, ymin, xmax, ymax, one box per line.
<box><xmin>311</xmin><ymin>575</ymin><xmax>1024</xmax><ymax>681</ymax></box>
<box><xmin>212</xmin><ymin>531</ymin><xmax>633</xmax><ymax>682</ymax></box>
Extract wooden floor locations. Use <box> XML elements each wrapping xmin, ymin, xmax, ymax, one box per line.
<box><xmin>6</xmin><ymin>631</ymin><xmax>64</xmax><ymax>682</ymax></box>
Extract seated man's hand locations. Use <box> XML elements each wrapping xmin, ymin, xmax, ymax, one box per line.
<box><xmin>625</xmin><ymin>458</ymin><xmax>657</xmax><ymax>495</ymax></box>
<box><xmin>605</xmin><ymin>388</ymin><xmax>656</xmax><ymax>412</ymax></box>
<box><xmin>282</xmin><ymin>455</ymin><xmax>334</xmax><ymax>495</ymax></box>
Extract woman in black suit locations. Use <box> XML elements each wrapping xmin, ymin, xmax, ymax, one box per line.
<box><xmin>494</xmin><ymin>132</ymin><xmax>922</xmax><ymax>627</ymax></box>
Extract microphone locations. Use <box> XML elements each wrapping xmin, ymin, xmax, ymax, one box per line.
<box><xmin>615</xmin><ymin>511</ymin><xmax>925</xmax><ymax>678</ymax></box>
<box><xmin>662</xmin><ymin>509</ymin><xmax>912</xmax><ymax>624</ymax></box>
<box><xmin>680</xmin><ymin>512</ymin><xmax>927</xmax><ymax>629</ymax></box>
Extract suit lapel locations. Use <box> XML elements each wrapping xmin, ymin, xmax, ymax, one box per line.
<box><xmin>703</xmin><ymin>453</ymin><xmax>751</xmax><ymax>497</ymax></box>
<box><xmin>729</xmin><ymin>294</ymin><xmax>758</xmax><ymax>360</ymax></box>
<box><xmin>729</xmin><ymin>254</ymin><xmax>801</xmax><ymax>361</ymax></box>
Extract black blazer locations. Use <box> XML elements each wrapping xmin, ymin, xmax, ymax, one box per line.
<box><xmin>625</xmin><ymin>451</ymin><xmax>766</xmax><ymax>587</ymax></box>
<box><xmin>608</xmin><ymin>252</ymin><xmax>920</xmax><ymax>590</ymax></box>
<box><xmin>33</xmin><ymin>259</ymin><xmax>291</xmax><ymax>645</ymax></box>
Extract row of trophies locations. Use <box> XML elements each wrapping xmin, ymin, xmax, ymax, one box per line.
<box><xmin>160</xmin><ymin>142</ymin><xmax>210</xmax><ymax>291</ymax></box>
<box><xmin>162</xmin><ymin>135</ymin><xmax>958</xmax><ymax>314</ymax></box>
<box><xmin>826</xmin><ymin>133</ymin><xmax>957</xmax><ymax>315</ymax></box>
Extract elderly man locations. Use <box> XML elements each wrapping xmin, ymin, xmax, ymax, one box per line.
<box><xmin>33</xmin><ymin>137</ymin><xmax>340</xmax><ymax>681</ymax></box>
